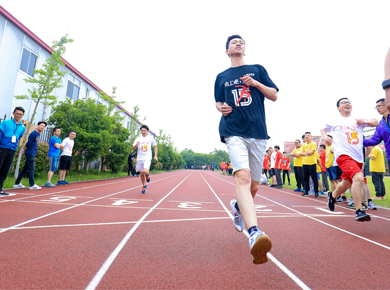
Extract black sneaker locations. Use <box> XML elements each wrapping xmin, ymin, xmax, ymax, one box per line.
<box><xmin>302</xmin><ymin>192</ymin><xmax>309</xmax><ymax>196</ymax></box>
<box><xmin>276</xmin><ymin>185</ymin><xmax>283</xmax><ymax>189</ymax></box>
<box><xmin>336</xmin><ymin>196</ymin><xmax>346</xmax><ymax>203</ymax></box>
<box><xmin>315</xmin><ymin>192</ymin><xmax>319</xmax><ymax>198</ymax></box>
<box><xmin>0</xmin><ymin>191</ymin><xmax>9</xmax><ymax>196</ymax></box>
<box><xmin>269</xmin><ymin>184</ymin><xmax>276</xmax><ymax>187</ymax></box>
<box><xmin>355</xmin><ymin>209</ymin><xmax>371</xmax><ymax>222</ymax></box>
<box><xmin>327</xmin><ymin>191</ymin><xmax>335</xmax><ymax>211</ymax></box>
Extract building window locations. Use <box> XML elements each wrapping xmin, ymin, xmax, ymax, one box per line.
<box><xmin>66</xmin><ymin>73</ymin><xmax>81</xmax><ymax>100</ymax></box>
<box><xmin>127</xmin><ymin>121</ymin><xmax>130</xmax><ymax>130</ymax></box>
<box><xmin>86</xmin><ymin>87</ymin><xmax>90</xmax><ymax>99</ymax></box>
<box><xmin>19</xmin><ymin>47</ymin><xmax>38</xmax><ymax>77</ymax></box>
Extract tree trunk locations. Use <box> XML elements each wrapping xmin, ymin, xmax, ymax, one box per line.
<box><xmin>86</xmin><ymin>162</ymin><xmax>89</xmax><ymax>173</ymax></box>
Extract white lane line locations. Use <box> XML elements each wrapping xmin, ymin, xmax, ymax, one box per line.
<box><xmin>199</xmin><ymin>172</ymin><xmax>311</xmax><ymax>290</ymax></box>
<box><xmin>85</xmin><ymin>171</ymin><xmax>193</xmax><ymax>290</ymax></box>
<box><xmin>207</xmin><ymin>172</ymin><xmax>390</xmax><ymax>222</ymax></box>
<box><xmin>0</xmin><ymin>171</ymin><xmax>186</xmax><ymax>234</ymax></box>
<box><xmin>206</xmin><ymin>172</ymin><xmax>390</xmax><ymax>251</ymax></box>
<box><xmin>0</xmin><ymin>171</ymin><xmax>177</xmax><ymax>205</ymax></box>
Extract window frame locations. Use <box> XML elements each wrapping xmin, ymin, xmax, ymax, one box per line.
<box><xmin>66</xmin><ymin>73</ymin><xmax>81</xmax><ymax>100</ymax></box>
<box><xmin>18</xmin><ymin>47</ymin><xmax>38</xmax><ymax>77</ymax></box>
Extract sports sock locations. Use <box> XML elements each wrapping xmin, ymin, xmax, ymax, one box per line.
<box><xmin>248</xmin><ymin>226</ymin><xmax>259</xmax><ymax>235</ymax></box>
<box><xmin>368</xmin><ymin>199</ymin><xmax>372</xmax><ymax>202</ymax></box>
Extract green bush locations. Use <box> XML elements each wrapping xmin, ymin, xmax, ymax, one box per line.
<box><xmin>11</xmin><ymin>142</ymin><xmax>50</xmax><ymax>174</ymax></box>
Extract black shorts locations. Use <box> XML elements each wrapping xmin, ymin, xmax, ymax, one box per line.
<box><xmin>59</xmin><ymin>156</ymin><xmax>72</xmax><ymax>170</ymax></box>
<box><xmin>269</xmin><ymin>168</ymin><xmax>275</xmax><ymax>176</ymax></box>
<box><xmin>335</xmin><ymin>166</ymin><xmax>343</xmax><ymax>180</ymax></box>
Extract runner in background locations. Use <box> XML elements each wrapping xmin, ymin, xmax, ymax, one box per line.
<box><xmin>321</xmin><ymin>98</ymin><xmax>378</xmax><ymax>221</ymax></box>
<box><xmin>132</xmin><ymin>125</ymin><xmax>158</xmax><ymax>194</ymax></box>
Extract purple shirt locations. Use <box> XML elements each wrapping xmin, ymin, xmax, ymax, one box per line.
<box><xmin>363</xmin><ymin>116</ymin><xmax>390</xmax><ymax>161</ymax></box>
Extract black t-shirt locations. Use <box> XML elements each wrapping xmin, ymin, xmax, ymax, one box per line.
<box><xmin>214</xmin><ymin>64</ymin><xmax>278</xmax><ymax>143</ymax></box>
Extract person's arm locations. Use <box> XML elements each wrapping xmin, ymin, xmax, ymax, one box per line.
<box><xmin>240</xmin><ymin>75</ymin><xmax>277</xmax><ymax>101</ymax></box>
<box><xmin>356</xmin><ymin>118</ymin><xmax>379</xmax><ymax>127</ymax></box>
<box><xmin>287</xmin><ymin>159</ymin><xmax>291</xmax><ymax>170</ymax></box>
<box><xmin>216</xmin><ymin>102</ymin><xmax>233</xmax><ymax>116</ymax></box>
<box><xmin>363</xmin><ymin>127</ymin><xmax>382</xmax><ymax>147</ymax></box>
<box><xmin>154</xmin><ymin>145</ymin><xmax>158</xmax><ymax>161</ymax></box>
<box><xmin>132</xmin><ymin>141</ymin><xmax>140</xmax><ymax>151</ymax></box>
<box><xmin>369</xmin><ymin>148</ymin><xmax>377</xmax><ymax>160</ymax></box>
<box><xmin>24</xmin><ymin>132</ymin><xmax>35</xmax><ymax>152</ymax></box>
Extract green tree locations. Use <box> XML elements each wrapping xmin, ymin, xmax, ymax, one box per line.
<box><xmin>14</xmin><ymin>34</ymin><xmax>73</xmax><ymax>178</ymax></box>
<box><xmin>48</xmin><ymin>98</ymin><xmax>113</xmax><ymax>172</ymax></box>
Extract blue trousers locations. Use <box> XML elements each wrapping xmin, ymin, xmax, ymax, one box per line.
<box><xmin>15</xmin><ymin>154</ymin><xmax>35</xmax><ymax>186</ymax></box>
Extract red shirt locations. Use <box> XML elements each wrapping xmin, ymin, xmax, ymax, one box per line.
<box><xmin>275</xmin><ymin>151</ymin><xmax>283</xmax><ymax>169</ymax></box>
<box><xmin>281</xmin><ymin>157</ymin><xmax>290</xmax><ymax>170</ymax></box>
<box><xmin>263</xmin><ymin>155</ymin><xmax>270</xmax><ymax>170</ymax></box>
<box><xmin>320</xmin><ymin>150</ymin><xmax>326</xmax><ymax>172</ymax></box>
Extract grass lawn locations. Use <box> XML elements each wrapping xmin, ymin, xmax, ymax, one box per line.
<box><xmin>3</xmin><ymin>169</ymin><xmax>171</xmax><ymax>190</ymax></box>
<box><xmin>219</xmin><ymin>171</ymin><xmax>390</xmax><ymax>209</ymax></box>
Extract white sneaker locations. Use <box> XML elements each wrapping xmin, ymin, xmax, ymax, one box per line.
<box><xmin>230</xmin><ymin>199</ymin><xmax>245</xmax><ymax>232</ymax></box>
<box><xmin>29</xmin><ymin>184</ymin><xmax>42</xmax><ymax>190</ymax></box>
<box><xmin>13</xmin><ymin>183</ymin><xmax>25</xmax><ymax>188</ymax></box>
<box><xmin>249</xmin><ymin>230</ymin><xmax>272</xmax><ymax>264</ymax></box>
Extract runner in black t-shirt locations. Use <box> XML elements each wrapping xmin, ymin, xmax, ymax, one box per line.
<box><xmin>214</xmin><ymin>35</ymin><xmax>278</xmax><ymax>264</ymax></box>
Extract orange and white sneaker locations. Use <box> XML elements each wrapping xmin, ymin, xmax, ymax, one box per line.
<box><xmin>249</xmin><ymin>230</ymin><xmax>272</xmax><ymax>264</ymax></box>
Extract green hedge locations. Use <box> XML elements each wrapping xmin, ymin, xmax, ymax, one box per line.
<box><xmin>11</xmin><ymin>143</ymin><xmax>50</xmax><ymax>174</ymax></box>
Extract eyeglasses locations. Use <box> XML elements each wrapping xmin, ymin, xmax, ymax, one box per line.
<box><xmin>339</xmin><ymin>101</ymin><xmax>352</xmax><ymax>105</ymax></box>
<box><xmin>14</xmin><ymin>113</ymin><xmax>24</xmax><ymax>116</ymax></box>
<box><xmin>375</xmin><ymin>104</ymin><xmax>385</xmax><ymax>109</ymax></box>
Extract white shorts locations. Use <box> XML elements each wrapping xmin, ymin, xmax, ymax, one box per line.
<box><xmin>136</xmin><ymin>159</ymin><xmax>151</xmax><ymax>172</ymax></box>
<box><xmin>225</xmin><ymin>136</ymin><xmax>266</xmax><ymax>182</ymax></box>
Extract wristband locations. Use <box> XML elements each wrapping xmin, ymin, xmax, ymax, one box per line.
<box><xmin>382</xmin><ymin>79</ymin><xmax>390</xmax><ymax>90</ymax></box>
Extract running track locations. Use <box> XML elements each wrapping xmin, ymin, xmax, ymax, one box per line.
<box><xmin>1</xmin><ymin>170</ymin><xmax>390</xmax><ymax>289</ymax></box>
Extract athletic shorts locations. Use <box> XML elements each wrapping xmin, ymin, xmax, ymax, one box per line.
<box><xmin>59</xmin><ymin>155</ymin><xmax>72</xmax><ymax>170</ymax></box>
<box><xmin>225</xmin><ymin>136</ymin><xmax>266</xmax><ymax>183</ymax></box>
<box><xmin>48</xmin><ymin>156</ymin><xmax>59</xmax><ymax>172</ymax></box>
<box><xmin>336</xmin><ymin>155</ymin><xmax>363</xmax><ymax>184</ymax></box>
<box><xmin>269</xmin><ymin>168</ymin><xmax>275</xmax><ymax>176</ymax></box>
<box><xmin>136</xmin><ymin>159</ymin><xmax>151</xmax><ymax>172</ymax></box>
<box><xmin>326</xmin><ymin>166</ymin><xmax>337</xmax><ymax>180</ymax></box>
<box><xmin>317</xmin><ymin>173</ymin><xmax>321</xmax><ymax>180</ymax></box>
<box><xmin>335</xmin><ymin>166</ymin><xmax>343</xmax><ymax>180</ymax></box>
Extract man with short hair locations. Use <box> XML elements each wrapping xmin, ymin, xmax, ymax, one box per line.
<box><xmin>45</xmin><ymin>127</ymin><xmax>61</xmax><ymax>187</ymax></box>
<box><xmin>215</xmin><ymin>34</ymin><xmax>278</xmax><ymax>264</ymax></box>
<box><xmin>274</xmin><ymin>145</ymin><xmax>283</xmax><ymax>188</ymax></box>
<box><xmin>14</xmin><ymin>121</ymin><xmax>47</xmax><ymax>190</ymax></box>
<box><xmin>364</xmin><ymin>99</ymin><xmax>390</xmax><ymax>176</ymax></box>
<box><xmin>369</xmin><ymin>145</ymin><xmax>386</xmax><ymax>199</ymax></box>
<box><xmin>269</xmin><ymin>147</ymin><xmax>277</xmax><ymax>187</ymax></box>
<box><xmin>58</xmin><ymin>131</ymin><xmax>76</xmax><ymax>185</ymax></box>
<box><xmin>262</xmin><ymin>149</ymin><xmax>270</xmax><ymax>178</ymax></box>
<box><xmin>132</xmin><ymin>125</ymin><xmax>158</xmax><ymax>194</ymax></box>
<box><xmin>282</xmin><ymin>152</ymin><xmax>291</xmax><ymax>186</ymax></box>
<box><xmin>301</xmin><ymin>132</ymin><xmax>319</xmax><ymax>197</ymax></box>
<box><xmin>291</xmin><ymin>139</ymin><xmax>303</xmax><ymax>192</ymax></box>
<box><xmin>0</xmin><ymin>107</ymin><xmax>26</xmax><ymax>196</ymax></box>
<box><xmin>321</xmin><ymin>98</ymin><xmax>378</xmax><ymax>221</ymax></box>
<box><xmin>319</xmin><ymin>144</ymin><xmax>330</xmax><ymax>192</ymax></box>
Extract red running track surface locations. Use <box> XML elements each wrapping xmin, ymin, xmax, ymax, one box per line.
<box><xmin>0</xmin><ymin>170</ymin><xmax>389</xmax><ymax>289</ymax></box>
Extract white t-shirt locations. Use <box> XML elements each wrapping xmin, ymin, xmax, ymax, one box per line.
<box><xmin>61</xmin><ymin>137</ymin><xmax>74</xmax><ymax>157</ymax></box>
<box><xmin>133</xmin><ymin>135</ymin><xmax>157</xmax><ymax>161</ymax></box>
<box><xmin>323</xmin><ymin>115</ymin><xmax>370</xmax><ymax>163</ymax></box>
<box><xmin>270</xmin><ymin>152</ymin><xmax>276</xmax><ymax>168</ymax></box>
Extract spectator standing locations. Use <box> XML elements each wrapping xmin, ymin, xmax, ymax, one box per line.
<box><xmin>44</xmin><ymin>127</ymin><xmax>61</xmax><ymax>187</ymax></box>
<box><xmin>128</xmin><ymin>152</ymin><xmax>136</xmax><ymax>176</ymax></box>
<box><xmin>58</xmin><ymin>131</ymin><xmax>77</xmax><ymax>185</ymax></box>
<box><xmin>262</xmin><ymin>150</ymin><xmax>270</xmax><ymax>178</ymax></box>
<box><xmin>301</xmin><ymin>132</ymin><xmax>319</xmax><ymax>197</ymax></box>
<box><xmin>14</xmin><ymin>121</ymin><xmax>47</xmax><ymax>190</ymax></box>
<box><xmin>0</xmin><ymin>107</ymin><xmax>26</xmax><ymax>196</ymax></box>
<box><xmin>319</xmin><ymin>144</ymin><xmax>330</xmax><ymax>192</ymax></box>
<box><xmin>369</xmin><ymin>145</ymin><xmax>386</xmax><ymax>200</ymax></box>
<box><xmin>291</xmin><ymin>139</ymin><xmax>303</xmax><ymax>192</ymax></box>
<box><xmin>274</xmin><ymin>146</ymin><xmax>283</xmax><ymax>188</ymax></box>
<box><xmin>269</xmin><ymin>147</ymin><xmax>277</xmax><ymax>187</ymax></box>
<box><xmin>282</xmin><ymin>152</ymin><xmax>291</xmax><ymax>186</ymax></box>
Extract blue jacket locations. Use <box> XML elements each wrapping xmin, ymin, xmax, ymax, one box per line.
<box><xmin>25</xmin><ymin>130</ymin><xmax>40</xmax><ymax>156</ymax></box>
<box><xmin>0</xmin><ymin>119</ymin><xmax>26</xmax><ymax>151</ymax></box>
<box><xmin>363</xmin><ymin>116</ymin><xmax>390</xmax><ymax>161</ymax></box>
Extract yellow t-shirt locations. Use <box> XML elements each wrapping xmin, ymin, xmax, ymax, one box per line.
<box><xmin>302</xmin><ymin>141</ymin><xmax>317</xmax><ymax>165</ymax></box>
<box><xmin>370</xmin><ymin>146</ymin><xmax>386</xmax><ymax>173</ymax></box>
<box><xmin>291</xmin><ymin>147</ymin><xmax>303</xmax><ymax>167</ymax></box>
<box><xmin>325</xmin><ymin>144</ymin><xmax>334</xmax><ymax>168</ymax></box>
<box><xmin>315</xmin><ymin>151</ymin><xmax>321</xmax><ymax>172</ymax></box>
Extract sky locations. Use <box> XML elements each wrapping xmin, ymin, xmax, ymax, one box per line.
<box><xmin>1</xmin><ymin>0</ymin><xmax>390</xmax><ymax>154</ymax></box>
